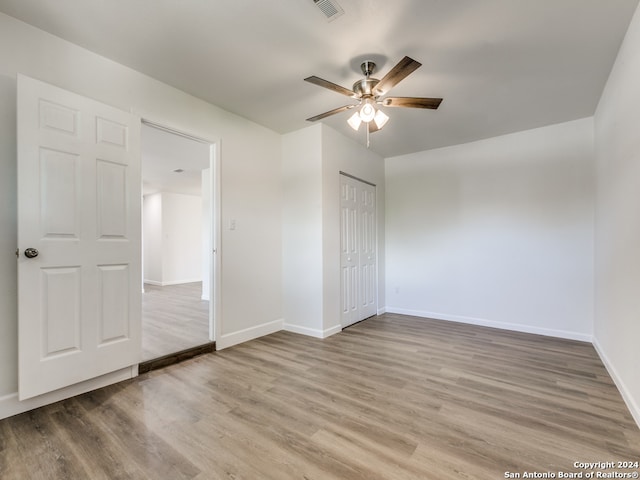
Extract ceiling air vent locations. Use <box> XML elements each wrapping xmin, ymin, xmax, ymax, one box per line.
<box><xmin>312</xmin><ymin>0</ymin><xmax>344</xmax><ymax>22</ymax></box>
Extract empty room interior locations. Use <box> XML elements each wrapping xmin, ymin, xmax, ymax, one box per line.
<box><xmin>1</xmin><ymin>1</ymin><xmax>640</xmax><ymax>479</ymax></box>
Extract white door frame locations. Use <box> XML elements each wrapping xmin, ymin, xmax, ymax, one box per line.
<box><xmin>140</xmin><ymin>118</ymin><xmax>221</xmax><ymax>343</ymax></box>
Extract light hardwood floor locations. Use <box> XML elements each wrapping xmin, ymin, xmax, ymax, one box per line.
<box><xmin>1</xmin><ymin>313</ymin><xmax>639</xmax><ymax>479</ymax></box>
<box><xmin>142</xmin><ymin>282</ymin><xmax>210</xmax><ymax>361</ymax></box>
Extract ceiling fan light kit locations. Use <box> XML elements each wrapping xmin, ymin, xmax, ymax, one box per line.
<box><xmin>359</xmin><ymin>98</ymin><xmax>376</xmax><ymax>122</ymax></box>
<box><xmin>304</xmin><ymin>56</ymin><xmax>442</xmax><ymax>146</ymax></box>
<box><xmin>347</xmin><ymin>111</ymin><xmax>362</xmax><ymax>131</ymax></box>
<box><xmin>347</xmin><ymin>106</ymin><xmax>389</xmax><ymax>131</ymax></box>
<box><xmin>373</xmin><ymin>109</ymin><xmax>389</xmax><ymax>129</ymax></box>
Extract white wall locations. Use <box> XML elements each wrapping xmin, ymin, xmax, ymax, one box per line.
<box><xmin>161</xmin><ymin>193</ymin><xmax>202</xmax><ymax>285</ymax></box>
<box><xmin>594</xmin><ymin>2</ymin><xmax>640</xmax><ymax>426</ymax></box>
<box><xmin>0</xmin><ymin>72</ymin><xmax>17</xmax><ymax>398</ymax></box>
<box><xmin>143</xmin><ymin>193</ymin><xmax>163</xmax><ymax>284</ymax></box>
<box><xmin>0</xmin><ymin>12</ymin><xmax>282</xmax><ymax>402</ymax></box>
<box><xmin>143</xmin><ymin>192</ymin><xmax>203</xmax><ymax>285</ymax></box>
<box><xmin>385</xmin><ymin>118</ymin><xmax>595</xmax><ymax>341</ymax></box>
<box><xmin>201</xmin><ymin>169</ymin><xmax>211</xmax><ymax>301</ymax></box>
<box><xmin>282</xmin><ymin>125</ymin><xmax>324</xmax><ymax>336</ymax></box>
<box><xmin>321</xmin><ymin>126</ymin><xmax>385</xmax><ymax>332</ymax></box>
<box><xmin>282</xmin><ymin>124</ymin><xmax>385</xmax><ymax>337</ymax></box>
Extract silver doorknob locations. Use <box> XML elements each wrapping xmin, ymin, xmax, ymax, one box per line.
<box><xmin>24</xmin><ymin>248</ymin><xmax>39</xmax><ymax>258</ymax></box>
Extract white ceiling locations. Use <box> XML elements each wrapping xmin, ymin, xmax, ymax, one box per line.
<box><xmin>1</xmin><ymin>0</ymin><xmax>637</xmax><ymax>157</ymax></box>
<box><xmin>141</xmin><ymin>123</ymin><xmax>210</xmax><ymax>197</ymax></box>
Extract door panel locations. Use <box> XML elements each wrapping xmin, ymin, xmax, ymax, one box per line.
<box><xmin>96</xmin><ymin>160</ymin><xmax>127</xmax><ymax>238</ymax></box>
<box><xmin>97</xmin><ymin>264</ymin><xmax>130</xmax><ymax>344</ymax></box>
<box><xmin>360</xmin><ymin>184</ymin><xmax>377</xmax><ymax>318</ymax></box>
<box><xmin>340</xmin><ymin>174</ymin><xmax>377</xmax><ymax>327</ymax></box>
<box><xmin>340</xmin><ymin>179</ymin><xmax>358</xmax><ymax>326</ymax></box>
<box><xmin>40</xmin><ymin>148</ymin><xmax>80</xmax><ymax>237</ymax></box>
<box><xmin>41</xmin><ymin>267</ymin><xmax>81</xmax><ymax>357</ymax></box>
<box><xmin>18</xmin><ymin>74</ymin><xmax>141</xmax><ymax>400</ymax></box>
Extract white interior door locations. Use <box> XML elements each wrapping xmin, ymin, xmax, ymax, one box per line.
<box><xmin>340</xmin><ymin>177</ymin><xmax>359</xmax><ymax>327</ymax></box>
<box><xmin>17</xmin><ymin>75</ymin><xmax>141</xmax><ymax>400</ymax></box>
<box><xmin>340</xmin><ymin>174</ymin><xmax>377</xmax><ymax>327</ymax></box>
<box><xmin>359</xmin><ymin>182</ymin><xmax>377</xmax><ymax>319</ymax></box>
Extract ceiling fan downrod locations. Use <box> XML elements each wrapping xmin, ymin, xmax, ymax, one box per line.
<box><xmin>353</xmin><ymin>61</ymin><xmax>380</xmax><ymax>98</ymax></box>
<box><xmin>360</xmin><ymin>61</ymin><xmax>376</xmax><ymax>78</ymax></box>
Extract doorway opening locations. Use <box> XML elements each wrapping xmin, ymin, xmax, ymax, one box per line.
<box><xmin>140</xmin><ymin>121</ymin><xmax>219</xmax><ymax>363</ymax></box>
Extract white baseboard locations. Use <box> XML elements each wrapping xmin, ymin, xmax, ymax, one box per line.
<box><xmin>384</xmin><ymin>307</ymin><xmax>593</xmax><ymax>343</ymax></box>
<box><xmin>0</xmin><ymin>366</ymin><xmax>137</xmax><ymax>421</ymax></box>
<box><xmin>284</xmin><ymin>323</ymin><xmax>341</xmax><ymax>339</ymax></box>
<box><xmin>143</xmin><ymin>279</ymin><xmax>201</xmax><ymax>287</ymax></box>
<box><xmin>377</xmin><ymin>307</ymin><xmax>387</xmax><ymax>315</ymax></box>
<box><xmin>593</xmin><ymin>338</ymin><xmax>640</xmax><ymax>429</ymax></box>
<box><xmin>323</xmin><ymin>324</ymin><xmax>342</xmax><ymax>338</ymax></box>
<box><xmin>216</xmin><ymin>318</ymin><xmax>284</xmax><ymax>350</ymax></box>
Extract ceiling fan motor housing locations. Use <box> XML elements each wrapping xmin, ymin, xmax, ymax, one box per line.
<box><xmin>353</xmin><ymin>78</ymin><xmax>380</xmax><ymax>97</ymax></box>
<box><xmin>353</xmin><ymin>61</ymin><xmax>380</xmax><ymax>98</ymax></box>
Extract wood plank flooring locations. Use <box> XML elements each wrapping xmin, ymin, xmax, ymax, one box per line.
<box><xmin>1</xmin><ymin>313</ymin><xmax>639</xmax><ymax>479</ymax></box>
<box><xmin>142</xmin><ymin>282</ymin><xmax>210</xmax><ymax>361</ymax></box>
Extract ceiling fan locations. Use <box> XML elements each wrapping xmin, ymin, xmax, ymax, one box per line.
<box><xmin>304</xmin><ymin>56</ymin><xmax>442</xmax><ymax>143</ymax></box>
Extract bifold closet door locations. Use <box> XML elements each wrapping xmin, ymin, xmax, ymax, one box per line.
<box><xmin>340</xmin><ymin>174</ymin><xmax>376</xmax><ymax>328</ymax></box>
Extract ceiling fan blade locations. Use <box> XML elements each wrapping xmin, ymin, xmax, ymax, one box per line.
<box><xmin>374</xmin><ymin>56</ymin><xmax>422</xmax><ymax>95</ymax></box>
<box><xmin>304</xmin><ymin>76</ymin><xmax>356</xmax><ymax>98</ymax></box>
<box><xmin>382</xmin><ymin>97</ymin><xmax>443</xmax><ymax>109</ymax></box>
<box><xmin>368</xmin><ymin>121</ymin><xmax>381</xmax><ymax>134</ymax></box>
<box><xmin>306</xmin><ymin>104</ymin><xmax>356</xmax><ymax>122</ymax></box>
